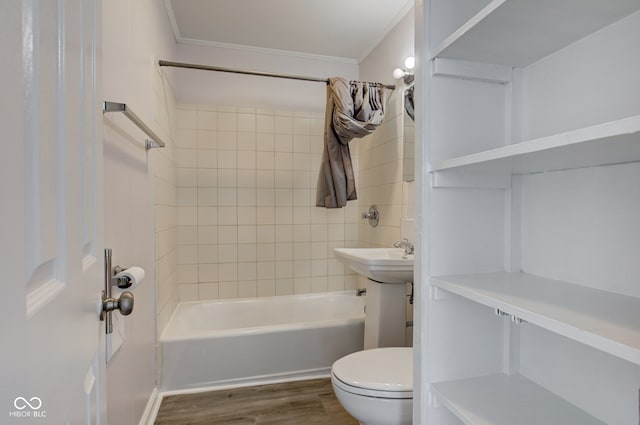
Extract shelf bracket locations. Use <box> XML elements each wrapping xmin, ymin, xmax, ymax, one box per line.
<box><xmin>430</xmin><ymin>286</ymin><xmax>451</xmax><ymax>301</ymax></box>
<box><xmin>428</xmin><ymin>390</ymin><xmax>442</xmax><ymax>409</ymax></box>
<box><xmin>495</xmin><ymin>308</ymin><xmax>527</xmax><ymax>324</ymax></box>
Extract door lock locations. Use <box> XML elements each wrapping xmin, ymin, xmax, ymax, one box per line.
<box><xmin>100</xmin><ymin>290</ymin><xmax>134</xmax><ymax>321</ymax></box>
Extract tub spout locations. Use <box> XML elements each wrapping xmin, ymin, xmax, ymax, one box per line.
<box><xmin>356</xmin><ymin>288</ymin><xmax>367</xmax><ymax>296</ymax></box>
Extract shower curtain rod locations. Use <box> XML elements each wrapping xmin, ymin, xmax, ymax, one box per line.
<box><xmin>159</xmin><ymin>60</ymin><xmax>395</xmax><ymax>90</ymax></box>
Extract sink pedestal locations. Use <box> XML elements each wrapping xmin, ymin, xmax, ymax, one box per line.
<box><xmin>364</xmin><ymin>279</ymin><xmax>407</xmax><ymax>349</ymax></box>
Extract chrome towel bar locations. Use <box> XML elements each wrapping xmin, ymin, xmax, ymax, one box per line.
<box><xmin>102</xmin><ymin>101</ymin><xmax>166</xmax><ymax>149</ymax></box>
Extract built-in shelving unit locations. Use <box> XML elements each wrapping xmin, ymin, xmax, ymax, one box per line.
<box><xmin>431</xmin><ymin>272</ymin><xmax>640</xmax><ymax>366</ymax></box>
<box><xmin>420</xmin><ymin>0</ymin><xmax>640</xmax><ymax>423</ymax></box>
<box><xmin>432</xmin><ymin>0</ymin><xmax>640</xmax><ymax>67</ymax></box>
<box><xmin>430</xmin><ymin>374</ymin><xmax>605</xmax><ymax>425</ymax></box>
<box><xmin>431</xmin><ymin>115</ymin><xmax>640</xmax><ymax>175</ymax></box>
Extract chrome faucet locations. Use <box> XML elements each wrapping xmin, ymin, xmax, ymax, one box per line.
<box><xmin>393</xmin><ymin>238</ymin><xmax>414</xmax><ymax>255</ymax></box>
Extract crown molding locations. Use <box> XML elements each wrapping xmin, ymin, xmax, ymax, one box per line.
<box><xmin>358</xmin><ymin>0</ymin><xmax>414</xmax><ymax>63</ymax></box>
<box><xmin>163</xmin><ymin>0</ymin><xmax>181</xmax><ymax>42</ymax></box>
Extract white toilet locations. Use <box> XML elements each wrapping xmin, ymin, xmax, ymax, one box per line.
<box><xmin>331</xmin><ymin>347</ymin><xmax>412</xmax><ymax>425</ymax></box>
<box><xmin>329</xmin><ymin>260</ymin><xmax>414</xmax><ymax>425</ymax></box>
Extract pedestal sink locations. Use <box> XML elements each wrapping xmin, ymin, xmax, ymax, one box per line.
<box><xmin>333</xmin><ymin>247</ymin><xmax>414</xmax><ymax>348</ymax></box>
<box><xmin>333</xmin><ymin>248</ymin><xmax>413</xmax><ymax>284</ymax></box>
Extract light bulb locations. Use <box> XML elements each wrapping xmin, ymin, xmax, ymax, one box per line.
<box><xmin>392</xmin><ymin>68</ymin><xmax>405</xmax><ymax>79</ymax></box>
<box><xmin>404</xmin><ymin>56</ymin><xmax>415</xmax><ymax>70</ymax></box>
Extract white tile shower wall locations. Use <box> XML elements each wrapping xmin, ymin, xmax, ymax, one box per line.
<box><xmin>175</xmin><ymin>104</ymin><xmax>359</xmax><ymax>301</ymax></box>
<box><xmin>357</xmin><ymin>90</ymin><xmax>410</xmax><ymax>248</ymax></box>
<box><xmin>356</xmin><ymin>90</ymin><xmax>415</xmax><ymax>346</ymax></box>
<box><xmin>152</xmin><ymin>64</ymin><xmax>179</xmax><ymax>335</ymax></box>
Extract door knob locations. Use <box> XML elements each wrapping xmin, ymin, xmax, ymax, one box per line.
<box><xmin>100</xmin><ymin>290</ymin><xmax>134</xmax><ymax>321</ymax></box>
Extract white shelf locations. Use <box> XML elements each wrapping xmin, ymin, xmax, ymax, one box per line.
<box><xmin>432</xmin><ymin>0</ymin><xmax>640</xmax><ymax>67</ymax></box>
<box><xmin>431</xmin><ymin>272</ymin><xmax>640</xmax><ymax>365</ymax></box>
<box><xmin>430</xmin><ymin>373</ymin><xmax>605</xmax><ymax>425</ymax></box>
<box><xmin>430</xmin><ymin>115</ymin><xmax>640</xmax><ymax>175</ymax></box>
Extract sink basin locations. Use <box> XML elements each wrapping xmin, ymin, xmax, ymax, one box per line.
<box><xmin>333</xmin><ymin>248</ymin><xmax>413</xmax><ymax>284</ymax></box>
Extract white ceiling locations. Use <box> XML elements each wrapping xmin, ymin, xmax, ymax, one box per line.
<box><xmin>165</xmin><ymin>0</ymin><xmax>414</xmax><ymax>62</ymax></box>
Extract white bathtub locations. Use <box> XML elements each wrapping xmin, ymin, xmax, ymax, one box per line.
<box><xmin>160</xmin><ymin>292</ymin><xmax>365</xmax><ymax>391</ymax></box>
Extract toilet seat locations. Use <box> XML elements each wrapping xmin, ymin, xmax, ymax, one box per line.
<box><xmin>331</xmin><ymin>347</ymin><xmax>412</xmax><ymax>399</ymax></box>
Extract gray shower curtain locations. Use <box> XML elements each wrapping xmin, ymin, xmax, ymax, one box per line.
<box><xmin>316</xmin><ymin>77</ymin><xmax>388</xmax><ymax>208</ymax></box>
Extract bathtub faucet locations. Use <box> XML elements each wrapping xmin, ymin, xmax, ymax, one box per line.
<box><xmin>393</xmin><ymin>238</ymin><xmax>414</xmax><ymax>255</ymax></box>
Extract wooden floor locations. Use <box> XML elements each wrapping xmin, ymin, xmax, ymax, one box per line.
<box><xmin>154</xmin><ymin>378</ymin><xmax>358</xmax><ymax>425</ymax></box>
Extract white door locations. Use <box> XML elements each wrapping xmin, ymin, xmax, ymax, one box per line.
<box><xmin>1</xmin><ymin>1</ymin><xmax>106</xmax><ymax>424</ymax></box>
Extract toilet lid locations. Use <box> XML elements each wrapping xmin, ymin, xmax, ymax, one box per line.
<box><xmin>331</xmin><ymin>347</ymin><xmax>412</xmax><ymax>397</ymax></box>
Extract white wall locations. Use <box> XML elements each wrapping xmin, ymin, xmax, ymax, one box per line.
<box><xmin>521</xmin><ymin>10</ymin><xmax>640</xmax><ymax>141</ymax></box>
<box><xmin>102</xmin><ymin>0</ymin><xmax>177</xmax><ymax>424</ymax></box>
<box><xmin>359</xmin><ymin>8</ymin><xmax>415</xmax><ymax>87</ymax></box>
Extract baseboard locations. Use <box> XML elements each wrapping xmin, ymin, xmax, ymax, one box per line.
<box><xmin>138</xmin><ymin>387</ymin><xmax>162</xmax><ymax>425</ymax></box>
<box><xmin>160</xmin><ymin>369</ymin><xmax>331</xmax><ymax>397</ymax></box>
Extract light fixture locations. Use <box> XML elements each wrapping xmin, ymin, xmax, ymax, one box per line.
<box><xmin>404</xmin><ymin>56</ymin><xmax>415</xmax><ymax>70</ymax></box>
<box><xmin>393</xmin><ymin>56</ymin><xmax>415</xmax><ymax>84</ymax></box>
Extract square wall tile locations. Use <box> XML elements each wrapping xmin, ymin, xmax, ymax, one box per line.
<box><xmin>178</xmin><ymin>284</ymin><xmax>198</xmax><ymax>302</ymax></box>
<box><xmin>198</xmin><ymin>245</ymin><xmax>218</xmax><ymax>263</ymax></box>
<box><xmin>177</xmin><ymin>168</ymin><xmax>197</xmax><ymax>188</ymax></box>
<box><xmin>275</xmin><ymin>279</ymin><xmax>293</xmax><ymax>295</ymax></box>
<box><xmin>238</xmin><ymin>189</ymin><xmax>256</xmax><ymax>207</ymax></box>
<box><xmin>237</xmin><ymin>244</ymin><xmax>257</xmax><ymax>263</ymax></box>
<box><xmin>218</xmin><ymin>188</ymin><xmax>237</xmax><ymax>206</ymax></box>
<box><xmin>178</xmin><ymin>188</ymin><xmax>197</xmax><ymax>206</ymax></box>
<box><xmin>197</xmin><ymin>110</ymin><xmax>218</xmax><ymax>130</ymax></box>
<box><xmin>198</xmin><ymin>188</ymin><xmax>218</xmax><ymax>206</ymax></box>
<box><xmin>218</xmin><ymin>131</ymin><xmax>237</xmax><ymax>150</ymax></box>
<box><xmin>238</xmin><ymin>262</ymin><xmax>257</xmax><ymax>280</ymax></box>
<box><xmin>198</xmin><ymin>263</ymin><xmax>218</xmax><ymax>282</ymax></box>
<box><xmin>257</xmin><ymin>133</ymin><xmax>275</xmax><ymax>151</ymax></box>
<box><xmin>198</xmin><ymin>282</ymin><xmax>219</xmax><ymax>300</ymax></box>
<box><xmin>177</xmin><ymin>109</ymin><xmax>196</xmax><ymax>129</ymax></box>
<box><xmin>257</xmin><ymin>115</ymin><xmax>275</xmax><ymax>133</ymax></box>
<box><xmin>238</xmin><ymin>281</ymin><xmax>257</xmax><ymax>298</ymax></box>
<box><xmin>197</xmin><ymin>169</ymin><xmax>218</xmax><ymax>187</ymax></box>
<box><xmin>219</xmin><ymin>282</ymin><xmax>239</xmax><ymax>299</ymax></box>
<box><xmin>218</xmin><ymin>226</ymin><xmax>238</xmax><ymax>244</ymax></box>
<box><xmin>176</xmin><ymin>129</ymin><xmax>197</xmax><ymax>148</ymax></box>
<box><xmin>257</xmin><ymin>279</ymin><xmax>276</xmax><ymax>297</ymax></box>
<box><xmin>178</xmin><ymin>264</ymin><xmax>197</xmax><ymax>283</ymax></box>
<box><xmin>256</xmin><ymin>225</ymin><xmax>275</xmax><ymax>243</ymax></box>
<box><xmin>238</xmin><ymin>113</ymin><xmax>256</xmax><ymax>132</ymax></box>
<box><xmin>218</xmin><ymin>112</ymin><xmax>237</xmax><ymax>131</ymax></box>
<box><xmin>178</xmin><ymin>226</ymin><xmax>198</xmax><ymax>245</ymax></box>
<box><xmin>178</xmin><ymin>207</ymin><xmax>197</xmax><ymax>226</ymax></box>
<box><xmin>238</xmin><ymin>225</ymin><xmax>257</xmax><ymax>243</ymax></box>
<box><xmin>197</xmin><ymin>130</ymin><xmax>217</xmax><ymax>149</ymax></box>
<box><xmin>237</xmin><ymin>132</ymin><xmax>256</xmax><ymax>151</ymax></box>
<box><xmin>176</xmin><ymin>149</ymin><xmax>197</xmax><ymax>168</ymax></box>
<box><xmin>198</xmin><ymin>226</ymin><xmax>218</xmax><ymax>245</ymax></box>
<box><xmin>218</xmin><ymin>263</ymin><xmax>238</xmax><ymax>281</ymax></box>
<box><xmin>218</xmin><ymin>245</ymin><xmax>238</xmax><ymax>263</ymax></box>
<box><xmin>218</xmin><ymin>207</ymin><xmax>238</xmax><ymax>225</ymax></box>
<box><xmin>237</xmin><ymin>170</ymin><xmax>257</xmax><ymax>188</ymax></box>
<box><xmin>217</xmin><ymin>169</ymin><xmax>237</xmax><ymax>187</ymax></box>
<box><xmin>294</xmin><ymin>278</ymin><xmax>311</xmax><ymax>294</ymax></box>
<box><xmin>257</xmin><ymin>262</ymin><xmax>275</xmax><ymax>279</ymax></box>
<box><xmin>197</xmin><ymin>207</ymin><xmax>218</xmax><ymax>226</ymax></box>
